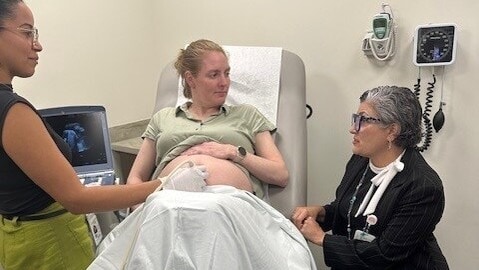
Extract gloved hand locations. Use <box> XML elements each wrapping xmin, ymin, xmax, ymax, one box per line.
<box><xmin>158</xmin><ymin>161</ymin><xmax>208</xmax><ymax>192</ymax></box>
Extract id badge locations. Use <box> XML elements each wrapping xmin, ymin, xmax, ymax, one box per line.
<box><xmin>354</xmin><ymin>230</ymin><xmax>376</xmax><ymax>242</ymax></box>
<box><xmin>86</xmin><ymin>213</ymin><xmax>103</xmax><ymax>246</ymax></box>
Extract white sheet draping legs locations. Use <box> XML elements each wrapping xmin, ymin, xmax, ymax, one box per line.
<box><xmin>88</xmin><ymin>186</ymin><xmax>316</xmax><ymax>270</ymax></box>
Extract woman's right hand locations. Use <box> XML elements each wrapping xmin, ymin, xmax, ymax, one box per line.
<box><xmin>291</xmin><ymin>206</ymin><xmax>325</xmax><ymax>229</ymax></box>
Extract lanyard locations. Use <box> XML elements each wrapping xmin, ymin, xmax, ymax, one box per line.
<box><xmin>347</xmin><ymin>152</ymin><xmax>405</xmax><ymax>240</ymax></box>
<box><xmin>346</xmin><ymin>166</ymin><xmax>369</xmax><ymax>240</ymax></box>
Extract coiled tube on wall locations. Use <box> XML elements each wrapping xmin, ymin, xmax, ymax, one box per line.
<box><xmin>414</xmin><ymin>74</ymin><xmax>435</xmax><ymax>152</ymax></box>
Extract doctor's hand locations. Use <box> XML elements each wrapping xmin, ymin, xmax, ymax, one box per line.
<box><xmin>300</xmin><ymin>217</ymin><xmax>326</xmax><ymax>246</ymax></box>
<box><xmin>291</xmin><ymin>206</ymin><xmax>325</xmax><ymax>229</ymax></box>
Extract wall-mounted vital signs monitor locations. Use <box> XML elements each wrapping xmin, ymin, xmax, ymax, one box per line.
<box><xmin>413</xmin><ymin>23</ymin><xmax>457</xmax><ymax>66</ymax></box>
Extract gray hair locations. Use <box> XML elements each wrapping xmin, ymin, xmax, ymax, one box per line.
<box><xmin>360</xmin><ymin>85</ymin><xmax>422</xmax><ymax>148</ymax></box>
<box><xmin>0</xmin><ymin>0</ymin><xmax>23</xmax><ymax>25</ymax></box>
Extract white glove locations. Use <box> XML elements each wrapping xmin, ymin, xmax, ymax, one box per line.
<box><xmin>158</xmin><ymin>161</ymin><xmax>208</xmax><ymax>192</ymax></box>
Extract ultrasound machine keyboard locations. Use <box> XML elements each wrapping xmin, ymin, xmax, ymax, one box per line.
<box><xmin>79</xmin><ymin>172</ymin><xmax>116</xmax><ymax>186</ymax></box>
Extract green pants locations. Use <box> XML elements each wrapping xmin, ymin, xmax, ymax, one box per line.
<box><xmin>0</xmin><ymin>202</ymin><xmax>95</xmax><ymax>270</ymax></box>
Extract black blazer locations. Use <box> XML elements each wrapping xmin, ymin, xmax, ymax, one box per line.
<box><xmin>320</xmin><ymin>149</ymin><xmax>449</xmax><ymax>270</ymax></box>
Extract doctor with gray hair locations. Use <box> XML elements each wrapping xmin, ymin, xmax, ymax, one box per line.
<box><xmin>292</xmin><ymin>85</ymin><xmax>449</xmax><ymax>269</ymax></box>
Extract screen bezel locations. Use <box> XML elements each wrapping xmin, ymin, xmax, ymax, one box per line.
<box><xmin>38</xmin><ymin>105</ymin><xmax>114</xmax><ymax>175</ymax></box>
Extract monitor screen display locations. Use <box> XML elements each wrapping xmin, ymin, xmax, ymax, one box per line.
<box><xmin>42</xmin><ymin>110</ymin><xmax>108</xmax><ymax>168</ymax></box>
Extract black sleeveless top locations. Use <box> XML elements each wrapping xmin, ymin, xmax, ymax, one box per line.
<box><xmin>0</xmin><ymin>84</ymin><xmax>72</xmax><ymax>215</ymax></box>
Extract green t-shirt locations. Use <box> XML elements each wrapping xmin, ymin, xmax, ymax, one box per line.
<box><xmin>142</xmin><ymin>103</ymin><xmax>275</xmax><ymax>197</ymax></box>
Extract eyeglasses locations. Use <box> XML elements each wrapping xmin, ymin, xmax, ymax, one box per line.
<box><xmin>351</xmin><ymin>113</ymin><xmax>381</xmax><ymax>132</ymax></box>
<box><xmin>0</xmin><ymin>26</ymin><xmax>39</xmax><ymax>46</ymax></box>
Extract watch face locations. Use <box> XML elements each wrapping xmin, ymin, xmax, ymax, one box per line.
<box><xmin>415</xmin><ymin>25</ymin><xmax>456</xmax><ymax>65</ymax></box>
<box><xmin>238</xmin><ymin>146</ymin><xmax>247</xmax><ymax>156</ymax></box>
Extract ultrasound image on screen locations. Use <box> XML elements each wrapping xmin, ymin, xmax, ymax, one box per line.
<box><xmin>45</xmin><ymin>112</ymin><xmax>107</xmax><ymax>167</ymax></box>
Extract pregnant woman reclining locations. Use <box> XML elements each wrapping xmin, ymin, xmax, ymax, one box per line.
<box><xmin>127</xmin><ymin>39</ymin><xmax>288</xmax><ymax>201</ymax></box>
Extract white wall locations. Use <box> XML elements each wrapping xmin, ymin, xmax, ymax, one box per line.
<box><xmin>15</xmin><ymin>1</ymin><xmax>479</xmax><ymax>269</ymax></box>
<box><xmin>15</xmin><ymin>0</ymin><xmax>160</xmax><ymax>126</ymax></box>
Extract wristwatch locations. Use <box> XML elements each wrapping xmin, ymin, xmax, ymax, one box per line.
<box><xmin>236</xmin><ymin>146</ymin><xmax>247</xmax><ymax>162</ymax></box>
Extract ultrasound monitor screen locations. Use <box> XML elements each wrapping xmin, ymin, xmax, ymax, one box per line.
<box><xmin>44</xmin><ymin>112</ymin><xmax>107</xmax><ymax>167</ymax></box>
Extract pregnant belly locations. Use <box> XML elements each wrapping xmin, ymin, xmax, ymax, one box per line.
<box><xmin>159</xmin><ymin>155</ymin><xmax>253</xmax><ymax>192</ymax></box>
